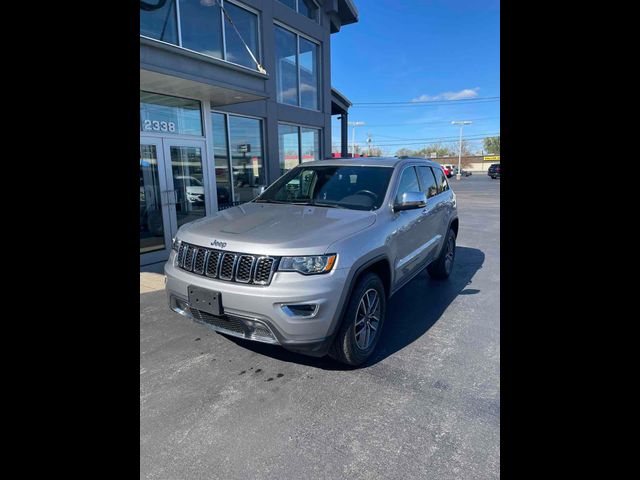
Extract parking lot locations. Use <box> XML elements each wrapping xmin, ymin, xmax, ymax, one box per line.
<box><xmin>140</xmin><ymin>174</ymin><xmax>500</xmax><ymax>479</ymax></box>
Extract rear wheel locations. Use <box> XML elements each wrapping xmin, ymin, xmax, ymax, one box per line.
<box><xmin>329</xmin><ymin>272</ymin><xmax>386</xmax><ymax>366</ymax></box>
<box><xmin>427</xmin><ymin>228</ymin><xmax>456</xmax><ymax>280</ymax></box>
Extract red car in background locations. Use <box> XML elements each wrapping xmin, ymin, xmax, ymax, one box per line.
<box><xmin>441</xmin><ymin>164</ymin><xmax>454</xmax><ymax>178</ymax></box>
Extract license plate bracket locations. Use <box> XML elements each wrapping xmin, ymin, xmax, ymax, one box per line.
<box><xmin>188</xmin><ymin>285</ymin><xmax>223</xmax><ymax>316</ymax></box>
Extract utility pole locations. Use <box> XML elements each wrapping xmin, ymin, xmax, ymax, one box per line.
<box><xmin>367</xmin><ymin>132</ymin><xmax>372</xmax><ymax>156</ymax></box>
<box><xmin>348</xmin><ymin>121</ymin><xmax>364</xmax><ymax>157</ymax></box>
<box><xmin>451</xmin><ymin>120</ymin><xmax>472</xmax><ymax>180</ymax></box>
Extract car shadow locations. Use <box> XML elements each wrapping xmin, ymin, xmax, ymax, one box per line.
<box><xmin>222</xmin><ymin>246</ymin><xmax>485</xmax><ymax>370</ymax></box>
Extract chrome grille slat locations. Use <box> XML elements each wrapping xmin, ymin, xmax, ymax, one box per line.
<box><xmin>176</xmin><ymin>242</ymin><xmax>278</xmax><ymax>286</ymax></box>
<box><xmin>254</xmin><ymin>257</ymin><xmax>276</xmax><ymax>285</ymax></box>
<box><xmin>219</xmin><ymin>253</ymin><xmax>238</xmax><ymax>281</ymax></box>
<box><xmin>205</xmin><ymin>251</ymin><xmax>221</xmax><ymax>278</ymax></box>
<box><xmin>177</xmin><ymin>242</ymin><xmax>187</xmax><ymax>268</ymax></box>
<box><xmin>183</xmin><ymin>245</ymin><xmax>196</xmax><ymax>271</ymax></box>
<box><xmin>193</xmin><ymin>248</ymin><xmax>207</xmax><ymax>275</ymax></box>
<box><xmin>235</xmin><ymin>255</ymin><xmax>255</xmax><ymax>283</ymax></box>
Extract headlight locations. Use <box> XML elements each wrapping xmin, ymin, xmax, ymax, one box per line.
<box><xmin>171</xmin><ymin>237</ymin><xmax>181</xmax><ymax>252</ymax></box>
<box><xmin>278</xmin><ymin>254</ymin><xmax>337</xmax><ymax>275</ymax></box>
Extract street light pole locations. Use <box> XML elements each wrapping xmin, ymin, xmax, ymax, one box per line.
<box><xmin>451</xmin><ymin>120</ymin><xmax>472</xmax><ymax>180</ymax></box>
<box><xmin>348</xmin><ymin>121</ymin><xmax>364</xmax><ymax>157</ymax></box>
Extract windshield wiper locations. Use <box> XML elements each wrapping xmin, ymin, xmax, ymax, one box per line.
<box><xmin>310</xmin><ymin>202</ymin><xmax>346</xmax><ymax>209</ymax></box>
<box><xmin>254</xmin><ymin>199</ymin><xmax>289</xmax><ymax>204</ymax></box>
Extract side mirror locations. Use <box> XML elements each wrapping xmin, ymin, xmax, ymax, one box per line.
<box><xmin>393</xmin><ymin>191</ymin><xmax>427</xmax><ymax>212</ymax></box>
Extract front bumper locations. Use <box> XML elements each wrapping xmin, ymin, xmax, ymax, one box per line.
<box><xmin>164</xmin><ymin>253</ymin><xmax>349</xmax><ymax>356</ymax></box>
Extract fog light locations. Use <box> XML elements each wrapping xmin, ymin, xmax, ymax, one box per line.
<box><xmin>282</xmin><ymin>304</ymin><xmax>318</xmax><ymax>317</ymax></box>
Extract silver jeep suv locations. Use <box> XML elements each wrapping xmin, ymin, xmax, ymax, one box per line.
<box><xmin>165</xmin><ymin>157</ymin><xmax>458</xmax><ymax>366</ymax></box>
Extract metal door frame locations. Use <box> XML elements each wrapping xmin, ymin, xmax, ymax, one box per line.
<box><xmin>161</xmin><ymin>137</ymin><xmax>210</xmax><ymax>236</ymax></box>
<box><xmin>140</xmin><ymin>135</ymin><xmax>174</xmax><ymax>266</ymax></box>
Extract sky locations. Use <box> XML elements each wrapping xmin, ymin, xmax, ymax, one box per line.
<box><xmin>330</xmin><ymin>0</ymin><xmax>500</xmax><ymax>156</ymax></box>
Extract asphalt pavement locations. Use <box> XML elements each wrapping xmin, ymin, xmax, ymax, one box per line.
<box><xmin>140</xmin><ymin>173</ymin><xmax>500</xmax><ymax>479</ymax></box>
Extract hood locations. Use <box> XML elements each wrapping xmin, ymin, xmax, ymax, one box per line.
<box><xmin>178</xmin><ymin>202</ymin><xmax>376</xmax><ymax>256</ymax></box>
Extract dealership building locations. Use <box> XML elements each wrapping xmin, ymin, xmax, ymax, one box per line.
<box><xmin>140</xmin><ymin>0</ymin><xmax>358</xmax><ymax>268</ymax></box>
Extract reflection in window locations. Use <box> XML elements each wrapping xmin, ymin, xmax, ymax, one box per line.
<box><xmin>212</xmin><ymin>113</ymin><xmax>232</xmax><ymax>209</ymax></box>
<box><xmin>224</xmin><ymin>1</ymin><xmax>259</xmax><ymax>69</ymax></box>
<box><xmin>299</xmin><ymin>38</ymin><xmax>319</xmax><ymax>110</ymax></box>
<box><xmin>140</xmin><ymin>0</ymin><xmax>178</xmax><ymax>44</ymax></box>
<box><xmin>140</xmin><ymin>144</ymin><xmax>166</xmax><ymax>254</ymax></box>
<box><xmin>300</xmin><ymin>128</ymin><xmax>320</xmax><ymax>163</ymax></box>
<box><xmin>275</xmin><ymin>26</ymin><xmax>320</xmax><ymax>109</ymax></box>
<box><xmin>140</xmin><ymin>0</ymin><xmax>261</xmax><ymax>71</ymax></box>
<box><xmin>212</xmin><ymin>113</ymin><xmax>266</xmax><ymax>208</ymax></box>
<box><xmin>228</xmin><ymin>116</ymin><xmax>266</xmax><ymax>203</ymax></box>
<box><xmin>170</xmin><ymin>146</ymin><xmax>206</xmax><ymax>228</ymax></box>
<box><xmin>179</xmin><ymin>0</ymin><xmax>223</xmax><ymax>59</ymax></box>
<box><xmin>298</xmin><ymin>0</ymin><xmax>319</xmax><ymax>22</ymax></box>
<box><xmin>279</xmin><ymin>124</ymin><xmax>321</xmax><ymax>174</ymax></box>
<box><xmin>140</xmin><ymin>91</ymin><xmax>203</xmax><ymax>136</ymax></box>
<box><xmin>278</xmin><ymin>124</ymin><xmax>300</xmax><ymax>175</ymax></box>
<box><xmin>277</xmin><ymin>0</ymin><xmax>319</xmax><ymax>23</ymax></box>
<box><xmin>395</xmin><ymin>167</ymin><xmax>420</xmax><ymax>203</ymax></box>
<box><xmin>275</xmin><ymin>27</ymin><xmax>298</xmax><ymax>106</ymax></box>
<box><xmin>417</xmin><ymin>166</ymin><xmax>439</xmax><ymax>198</ymax></box>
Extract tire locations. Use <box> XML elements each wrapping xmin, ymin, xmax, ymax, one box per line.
<box><xmin>427</xmin><ymin>228</ymin><xmax>456</xmax><ymax>280</ymax></box>
<box><xmin>329</xmin><ymin>272</ymin><xmax>386</xmax><ymax>366</ymax></box>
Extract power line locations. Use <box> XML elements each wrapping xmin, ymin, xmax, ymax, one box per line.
<box><xmin>331</xmin><ymin>115</ymin><xmax>501</xmax><ymax>129</ymax></box>
<box><xmin>368</xmin><ymin>132</ymin><xmax>500</xmax><ymax>147</ymax></box>
<box><xmin>352</xmin><ymin>96</ymin><xmax>500</xmax><ymax>107</ymax></box>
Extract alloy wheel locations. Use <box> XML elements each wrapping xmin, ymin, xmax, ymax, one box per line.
<box><xmin>354</xmin><ymin>288</ymin><xmax>381</xmax><ymax>350</ymax></box>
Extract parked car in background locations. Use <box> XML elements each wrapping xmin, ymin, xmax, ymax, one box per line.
<box><xmin>488</xmin><ymin>164</ymin><xmax>501</xmax><ymax>179</ymax></box>
<box><xmin>453</xmin><ymin>167</ymin><xmax>472</xmax><ymax>177</ymax></box>
<box><xmin>165</xmin><ymin>157</ymin><xmax>458</xmax><ymax>366</ymax></box>
<box><xmin>444</xmin><ymin>165</ymin><xmax>455</xmax><ymax>178</ymax></box>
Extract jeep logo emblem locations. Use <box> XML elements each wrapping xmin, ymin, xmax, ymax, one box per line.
<box><xmin>211</xmin><ymin>239</ymin><xmax>227</xmax><ymax>249</ymax></box>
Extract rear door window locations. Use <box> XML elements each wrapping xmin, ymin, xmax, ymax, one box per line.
<box><xmin>417</xmin><ymin>166</ymin><xmax>439</xmax><ymax>198</ymax></box>
<box><xmin>431</xmin><ymin>166</ymin><xmax>449</xmax><ymax>194</ymax></box>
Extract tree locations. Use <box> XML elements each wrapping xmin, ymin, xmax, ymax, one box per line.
<box><xmin>483</xmin><ymin>136</ymin><xmax>500</xmax><ymax>155</ymax></box>
<box><xmin>414</xmin><ymin>143</ymin><xmax>455</xmax><ymax>158</ymax></box>
<box><xmin>446</xmin><ymin>140</ymin><xmax>473</xmax><ymax>156</ymax></box>
<box><xmin>395</xmin><ymin>148</ymin><xmax>413</xmax><ymax>157</ymax></box>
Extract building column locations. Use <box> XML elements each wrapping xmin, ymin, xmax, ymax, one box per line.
<box><xmin>341</xmin><ymin>112</ymin><xmax>349</xmax><ymax>157</ymax></box>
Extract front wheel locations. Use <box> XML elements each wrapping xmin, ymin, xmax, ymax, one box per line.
<box><xmin>427</xmin><ymin>228</ymin><xmax>456</xmax><ymax>280</ymax></box>
<box><xmin>329</xmin><ymin>273</ymin><xmax>386</xmax><ymax>366</ymax></box>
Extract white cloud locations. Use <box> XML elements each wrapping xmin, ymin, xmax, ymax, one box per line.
<box><xmin>411</xmin><ymin>87</ymin><xmax>480</xmax><ymax>102</ymax></box>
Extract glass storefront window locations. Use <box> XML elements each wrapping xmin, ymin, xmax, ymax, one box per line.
<box><xmin>298</xmin><ymin>0</ymin><xmax>319</xmax><ymax>22</ymax></box>
<box><xmin>299</xmin><ymin>38</ymin><xmax>319</xmax><ymax>110</ymax></box>
<box><xmin>212</xmin><ymin>113</ymin><xmax>266</xmax><ymax>208</ymax></box>
<box><xmin>275</xmin><ymin>25</ymin><xmax>321</xmax><ymax>109</ymax></box>
<box><xmin>224</xmin><ymin>1</ymin><xmax>260</xmax><ymax>69</ymax></box>
<box><xmin>140</xmin><ymin>91</ymin><xmax>203</xmax><ymax>136</ymax></box>
<box><xmin>140</xmin><ymin>0</ymin><xmax>178</xmax><ymax>44</ymax></box>
<box><xmin>228</xmin><ymin>116</ymin><xmax>265</xmax><ymax>203</ymax></box>
<box><xmin>212</xmin><ymin>113</ymin><xmax>232</xmax><ymax>209</ymax></box>
<box><xmin>278</xmin><ymin>124</ymin><xmax>300</xmax><ymax>175</ymax></box>
<box><xmin>140</xmin><ymin>144</ymin><xmax>166</xmax><ymax>254</ymax></box>
<box><xmin>179</xmin><ymin>0</ymin><xmax>223</xmax><ymax>59</ymax></box>
<box><xmin>140</xmin><ymin>0</ymin><xmax>261</xmax><ymax>71</ymax></box>
<box><xmin>275</xmin><ymin>27</ymin><xmax>299</xmax><ymax>106</ymax></box>
<box><xmin>300</xmin><ymin>127</ymin><xmax>320</xmax><ymax>163</ymax></box>
<box><xmin>277</xmin><ymin>0</ymin><xmax>319</xmax><ymax>23</ymax></box>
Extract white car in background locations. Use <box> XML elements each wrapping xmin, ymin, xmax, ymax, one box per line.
<box><xmin>175</xmin><ymin>176</ymin><xmax>205</xmax><ymax>205</ymax></box>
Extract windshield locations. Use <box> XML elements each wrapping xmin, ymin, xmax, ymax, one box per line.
<box><xmin>255</xmin><ymin>165</ymin><xmax>394</xmax><ymax>211</ymax></box>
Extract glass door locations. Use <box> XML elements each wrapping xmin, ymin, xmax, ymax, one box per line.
<box><xmin>140</xmin><ymin>138</ymin><xmax>173</xmax><ymax>265</ymax></box>
<box><xmin>162</xmin><ymin>138</ymin><xmax>209</xmax><ymax>233</ymax></box>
